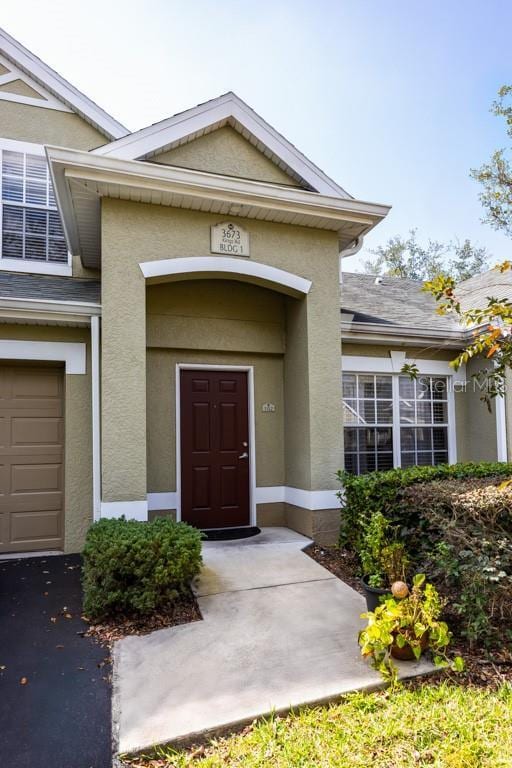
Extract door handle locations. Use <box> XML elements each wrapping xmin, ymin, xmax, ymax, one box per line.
<box><xmin>238</xmin><ymin>452</ymin><xmax>249</xmax><ymax>459</ymax></box>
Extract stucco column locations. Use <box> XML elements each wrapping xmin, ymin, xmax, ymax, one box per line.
<box><xmin>100</xmin><ymin>201</ymin><xmax>148</xmax><ymax>519</ymax></box>
<box><xmin>284</xmin><ymin>256</ymin><xmax>344</xmax><ymax>543</ymax></box>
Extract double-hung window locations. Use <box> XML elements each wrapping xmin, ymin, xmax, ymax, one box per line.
<box><xmin>0</xmin><ymin>139</ymin><xmax>70</xmax><ymax>274</ymax></box>
<box><xmin>343</xmin><ymin>371</ymin><xmax>451</xmax><ymax>475</ymax></box>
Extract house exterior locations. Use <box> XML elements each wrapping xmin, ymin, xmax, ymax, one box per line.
<box><xmin>0</xmin><ymin>29</ymin><xmax>508</xmax><ymax>556</ymax></box>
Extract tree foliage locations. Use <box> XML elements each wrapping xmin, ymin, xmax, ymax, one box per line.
<box><xmin>362</xmin><ymin>229</ymin><xmax>489</xmax><ymax>281</ymax></box>
<box><xmin>423</xmin><ymin>263</ymin><xmax>512</xmax><ymax>405</ymax></box>
<box><xmin>471</xmin><ymin>85</ymin><xmax>512</xmax><ymax>237</ymax></box>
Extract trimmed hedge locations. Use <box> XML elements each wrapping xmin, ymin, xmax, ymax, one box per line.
<box><xmin>338</xmin><ymin>462</ymin><xmax>512</xmax><ymax>551</ymax></box>
<box><xmin>82</xmin><ymin>517</ymin><xmax>203</xmax><ymax>622</ymax></box>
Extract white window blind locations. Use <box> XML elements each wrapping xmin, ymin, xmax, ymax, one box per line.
<box><xmin>1</xmin><ymin>148</ymin><xmax>67</xmax><ymax>264</ymax></box>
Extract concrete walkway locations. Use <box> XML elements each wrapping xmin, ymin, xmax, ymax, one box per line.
<box><xmin>113</xmin><ymin>527</ymin><xmax>430</xmax><ymax>755</ymax></box>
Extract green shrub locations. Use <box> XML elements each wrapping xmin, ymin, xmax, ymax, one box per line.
<box><xmin>417</xmin><ymin>483</ymin><xmax>512</xmax><ymax>646</ymax></box>
<box><xmin>82</xmin><ymin>517</ymin><xmax>203</xmax><ymax>622</ymax></box>
<box><xmin>338</xmin><ymin>462</ymin><xmax>512</xmax><ymax>551</ymax></box>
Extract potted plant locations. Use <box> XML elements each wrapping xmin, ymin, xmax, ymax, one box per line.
<box><xmin>359</xmin><ymin>510</ymin><xmax>409</xmax><ymax>611</ymax></box>
<box><xmin>358</xmin><ymin>574</ymin><xmax>464</xmax><ymax>684</ymax></box>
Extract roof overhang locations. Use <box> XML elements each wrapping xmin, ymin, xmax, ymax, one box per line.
<box><xmin>92</xmin><ymin>92</ymin><xmax>350</xmax><ymax>196</ymax></box>
<box><xmin>0</xmin><ymin>27</ymin><xmax>127</xmax><ymax>140</ymax></box>
<box><xmin>0</xmin><ymin>296</ymin><xmax>101</xmax><ymax>327</ymax></box>
<box><xmin>47</xmin><ymin>146</ymin><xmax>390</xmax><ymax>269</ymax></box>
<box><xmin>341</xmin><ymin>319</ymin><xmax>466</xmax><ymax>348</ymax></box>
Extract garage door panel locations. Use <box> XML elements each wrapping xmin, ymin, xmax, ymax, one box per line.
<box><xmin>10</xmin><ymin>368</ymin><xmax>62</xmax><ymax>399</ymax></box>
<box><xmin>11</xmin><ymin>463</ymin><xmax>62</xmax><ymax>494</ymax></box>
<box><xmin>11</xmin><ymin>417</ymin><xmax>64</xmax><ymax>448</ymax></box>
<box><xmin>10</xmin><ymin>509</ymin><xmax>61</xmax><ymax>545</ymax></box>
<box><xmin>0</xmin><ymin>365</ymin><xmax>64</xmax><ymax>553</ymax></box>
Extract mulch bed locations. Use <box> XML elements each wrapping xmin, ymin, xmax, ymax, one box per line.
<box><xmin>85</xmin><ymin>589</ymin><xmax>202</xmax><ymax>647</ymax></box>
<box><xmin>305</xmin><ymin>543</ymin><xmax>512</xmax><ymax>689</ymax></box>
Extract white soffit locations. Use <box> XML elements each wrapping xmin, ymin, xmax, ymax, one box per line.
<box><xmin>46</xmin><ymin>145</ymin><xmax>390</xmax><ymax>268</ymax></box>
<box><xmin>92</xmin><ymin>92</ymin><xmax>351</xmax><ymax>197</ymax></box>
<box><xmin>0</xmin><ymin>27</ymin><xmax>127</xmax><ymax>139</ymax></box>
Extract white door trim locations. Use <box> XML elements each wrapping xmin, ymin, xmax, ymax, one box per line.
<box><xmin>0</xmin><ymin>339</ymin><xmax>86</xmax><ymax>374</ymax></box>
<box><xmin>176</xmin><ymin>364</ymin><xmax>257</xmax><ymax>528</ymax></box>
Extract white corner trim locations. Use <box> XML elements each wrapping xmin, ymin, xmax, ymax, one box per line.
<box><xmin>100</xmin><ymin>500</ymin><xmax>148</xmax><ymax>521</ymax></box>
<box><xmin>0</xmin><ymin>340</ymin><xmax>86</xmax><ymax>374</ymax></box>
<box><xmin>147</xmin><ymin>492</ymin><xmax>177</xmax><ymax>511</ymax></box>
<box><xmin>342</xmin><ymin>354</ymin><xmax>466</xmax><ymax>379</ymax></box>
<box><xmin>139</xmin><ymin>256</ymin><xmax>312</xmax><ymax>297</ymax></box>
<box><xmin>495</xmin><ymin>394</ymin><xmax>508</xmax><ymax>462</ymax></box>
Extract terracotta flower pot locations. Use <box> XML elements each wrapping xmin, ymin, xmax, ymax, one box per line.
<box><xmin>390</xmin><ymin>631</ymin><xmax>429</xmax><ymax>661</ymax></box>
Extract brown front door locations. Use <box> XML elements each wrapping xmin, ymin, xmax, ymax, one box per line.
<box><xmin>0</xmin><ymin>364</ymin><xmax>64</xmax><ymax>553</ymax></box>
<box><xmin>180</xmin><ymin>369</ymin><xmax>250</xmax><ymax>529</ymax></box>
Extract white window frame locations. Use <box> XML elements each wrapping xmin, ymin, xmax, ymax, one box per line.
<box><xmin>342</xmin><ymin>354</ymin><xmax>459</xmax><ymax>471</ymax></box>
<box><xmin>0</xmin><ymin>137</ymin><xmax>71</xmax><ymax>276</ymax></box>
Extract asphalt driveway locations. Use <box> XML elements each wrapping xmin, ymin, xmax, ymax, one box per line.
<box><xmin>0</xmin><ymin>554</ymin><xmax>112</xmax><ymax>768</ymax></box>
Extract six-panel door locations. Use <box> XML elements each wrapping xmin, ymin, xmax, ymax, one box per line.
<box><xmin>180</xmin><ymin>369</ymin><xmax>250</xmax><ymax>529</ymax></box>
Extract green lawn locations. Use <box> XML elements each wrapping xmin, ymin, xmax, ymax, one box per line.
<box><xmin>134</xmin><ymin>682</ymin><xmax>512</xmax><ymax>768</ymax></box>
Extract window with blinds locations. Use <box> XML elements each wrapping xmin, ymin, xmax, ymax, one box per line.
<box><xmin>1</xmin><ymin>149</ymin><xmax>68</xmax><ymax>264</ymax></box>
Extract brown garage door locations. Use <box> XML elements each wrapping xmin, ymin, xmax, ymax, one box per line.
<box><xmin>0</xmin><ymin>364</ymin><xmax>64</xmax><ymax>553</ymax></box>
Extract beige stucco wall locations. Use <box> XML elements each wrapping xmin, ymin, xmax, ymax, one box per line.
<box><xmin>146</xmin><ymin>280</ymin><xmax>285</xmax><ymax>354</ymax></box>
<box><xmin>0</xmin><ymin>323</ymin><xmax>92</xmax><ymax>552</ymax></box>
<box><xmin>0</xmin><ymin>100</ymin><xmax>107</xmax><ymax>149</ymax></box>
<box><xmin>151</xmin><ymin>125</ymin><xmax>302</xmax><ymax>186</ymax></box>
<box><xmin>456</xmin><ymin>356</ymin><xmax>498</xmax><ymax>462</ymax></box>
<box><xmin>101</xmin><ymin>198</ymin><xmax>344</xmax><ymax>501</ymax></box>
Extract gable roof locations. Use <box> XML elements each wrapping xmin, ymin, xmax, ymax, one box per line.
<box><xmin>92</xmin><ymin>92</ymin><xmax>351</xmax><ymax>197</ymax></box>
<box><xmin>341</xmin><ymin>272</ymin><xmax>461</xmax><ymax>331</ymax></box>
<box><xmin>0</xmin><ymin>27</ymin><xmax>127</xmax><ymax>140</ymax></box>
<box><xmin>457</xmin><ymin>267</ymin><xmax>512</xmax><ymax>312</ymax></box>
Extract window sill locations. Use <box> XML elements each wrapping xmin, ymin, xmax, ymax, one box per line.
<box><xmin>0</xmin><ymin>258</ymin><xmax>72</xmax><ymax>277</ymax></box>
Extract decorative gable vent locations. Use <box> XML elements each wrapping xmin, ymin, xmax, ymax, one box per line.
<box><xmin>0</xmin><ymin>53</ymin><xmax>72</xmax><ymax>112</ymax></box>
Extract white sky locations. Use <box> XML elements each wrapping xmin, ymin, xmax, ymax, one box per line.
<box><xmin>3</xmin><ymin>0</ymin><xmax>512</xmax><ymax>270</ymax></box>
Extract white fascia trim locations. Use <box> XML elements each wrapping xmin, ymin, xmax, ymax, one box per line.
<box><xmin>47</xmin><ymin>146</ymin><xmax>389</xmax><ymax>223</ymax></box>
<box><xmin>0</xmin><ymin>339</ymin><xmax>85</xmax><ymax>373</ymax></box>
<box><xmin>139</xmin><ymin>256</ymin><xmax>312</xmax><ymax>297</ymax></box>
<box><xmin>0</xmin><ymin>296</ymin><xmax>101</xmax><ymax>315</ymax></box>
<box><xmin>342</xmin><ymin>354</ymin><xmax>467</xmax><ymax>380</ymax></box>
<box><xmin>92</xmin><ymin>92</ymin><xmax>351</xmax><ymax>198</ymax></box>
<box><xmin>100</xmin><ymin>500</ymin><xmax>148</xmax><ymax>521</ymax></box>
<box><xmin>0</xmin><ymin>27</ymin><xmax>127</xmax><ymax>139</ymax></box>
